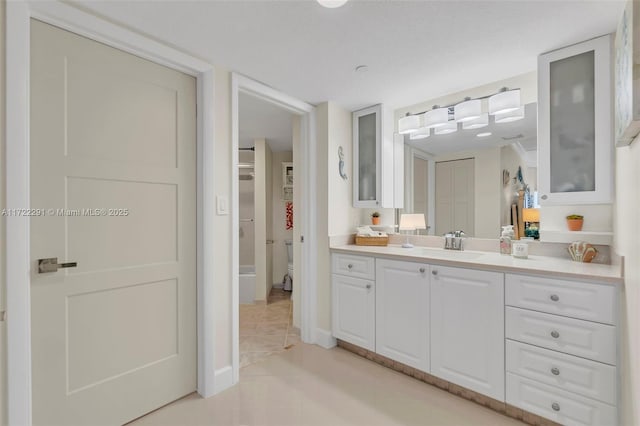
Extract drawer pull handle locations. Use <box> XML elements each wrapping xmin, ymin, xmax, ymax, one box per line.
<box><xmin>551</xmin><ymin>402</ymin><xmax>560</xmax><ymax>412</ymax></box>
<box><xmin>550</xmin><ymin>294</ymin><xmax>560</xmax><ymax>302</ymax></box>
<box><xmin>347</xmin><ymin>264</ymin><xmax>353</xmax><ymax>269</ymax></box>
<box><xmin>419</xmin><ymin>267</ymin><xmax>426</xmax><ymax>273</ymax></box>
<box><xmin>432</xmin><ymin>270</ymin><xmax>438</xmax><ymax>276</ymax></box>
<box><xmin>365</xmin><ymin>284</ymin><xmax>372</xmax><ymax>289</ymax></box>
<box><xmin>551</xmin><ymin>367</ymin><xmax>560</xmax><ymax>376</ymax></box>
<box><xmin>550</xmin><ymin>330</ymin><xmax>560</xmax><ymax>339</ymax></box>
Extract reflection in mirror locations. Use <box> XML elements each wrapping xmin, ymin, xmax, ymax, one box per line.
<box><xmin>404</xmin><ymin>103</ymin><xmax>538</xmax><ymax>239</ymax></box>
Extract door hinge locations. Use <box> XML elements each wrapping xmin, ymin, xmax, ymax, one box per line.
<box><xmin>0</xmin><ymin>311</ymin><xmax>6</xmax><ymax>322</ymax></box>
<box><xmin>300</xmin><ymin>236</ymin><xmax>304</xmax><ymax>243</ymax></box>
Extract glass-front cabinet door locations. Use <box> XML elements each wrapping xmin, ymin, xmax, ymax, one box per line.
<box><xmin>353</xmin><ymin>105</ymin><xmax>381</xmax><ymax>208</ymax></box>
<box><xmin>538</xmin><ymin>35</ymin><xmax>613</xmax><ymax>205</ymax></box>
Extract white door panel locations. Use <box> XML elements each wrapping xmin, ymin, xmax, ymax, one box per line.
<box><xmin>30</xmin><ymin>20</ymin><xmax>196</xmax><ymax>426</ymax></box>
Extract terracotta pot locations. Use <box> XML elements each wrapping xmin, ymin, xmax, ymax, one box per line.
<box><xmin>567</xmin><ymin>219</ymin><xmax>584</xmax><ymax>231</ymax></box>
<box><xmin>371</xmin><ymin>217</ymin><xmax>380</xmax><ymax>225</ymax></box>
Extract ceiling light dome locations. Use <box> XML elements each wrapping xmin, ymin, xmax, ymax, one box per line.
<box><xmin>317</xmin><ymin>0</ymin><xmax>348</xmax><ymax>8</ymax></box>
<box><xmin>398</xmin><ymin>115</ymin><xmax>421</xmax><ymax>135</ymax></box>
<box><xmin>462</xmin><ymin>113</ymin><xmax>489</xmax><ymax>130</ymax></box>
<box><xmin>494</xmin><ymin>106</ymin><xmax>525</xmax><ymax>123</ymax></box>
<box><xmin>434</xmin><ymin>121</ymin><xmax>458</xmax><ymax>135</ymax></box>
<box><xmin>423</xmin><ymin>107</ymin><xmax>449</xmax><ymax>128</ymax></box>
<box><xmin>488</xmin><ymin>88</ymin><xmax>521</xmax><ymax>115</ymax></box>
<box><xmin>454</xmin><ymin>99</ymin><xmax>481</xmax><ymax>122</ymax></box>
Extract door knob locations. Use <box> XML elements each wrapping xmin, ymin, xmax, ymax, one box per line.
<box><xmin>550</xmin><ymin>294</ymin><xmax>560</xmax><ymax>302</ymax></box>
<box><xmin>432</xmin><ymin>270</ymin><xmax>438</xmax><ymax>275</ymax></box>
<box><xmin>419</xmin><ymin>267</ymin><xmax>426</xmax><ymax>273</ymax></box>
<box><xmin>38</xmin><ymin>257</ymin><xmax>78</xmax><ymax>273</ymax></box>
<box><xmin>550</xmin><ymin>330</ymin><xmax>560</xmax><ymax>339</ymax></box>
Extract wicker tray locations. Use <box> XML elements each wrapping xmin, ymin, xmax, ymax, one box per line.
<box><xmin>355</xmin><ymin>235</ymin><xmax>389</xmax><ymax>246</ymax></box>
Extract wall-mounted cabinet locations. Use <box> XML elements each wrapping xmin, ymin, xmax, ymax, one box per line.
<box><xmin>538</xmin><ymin>35</ymin><xmax>613</xmax><ymax>205</ymax></box>
<box><xmin>352</xmin><ymin>104</ymin><xmax>404</xmax><ymax>208</ymax></box>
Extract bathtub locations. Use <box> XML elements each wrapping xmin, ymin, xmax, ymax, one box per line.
<box><xmin>239</xmin><ymin>265</ymin><xmax>256</xmax><ymax>304</ymax></box>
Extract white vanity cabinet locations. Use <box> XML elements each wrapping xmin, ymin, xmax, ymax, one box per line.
<box><xmin>430</xmin><ymin>266</ymin><xmax>505</xmax><ymax>401</ymax></box>
<box><xmin>331</xmin><ymin>254</ymin><xmax>375</xmax><ymax>351</ymax></box>
<box><xmin>375</xmin><ymin>259</ymin><xmax>430</xmax><ymax>372</ymax></box>
<box><xmin>505</xmin><ymin>273</ymin><xmax>618</xmax><ymax>426</ymax></box>
<box><xmin>537</xmin><ymin>34</ymin><xmax>613</xmax><ymax>205</ymax></box>
<box><xmin>352</xmin><ymin>104</ymin><xmax>404</xmax><ymax>208</ymax></box>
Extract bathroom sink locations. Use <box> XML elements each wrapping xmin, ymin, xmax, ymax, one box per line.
<box><xmin>414</xmin><ymin>247</ymin><xmax>485</xmax><ymax>261</ymax></box>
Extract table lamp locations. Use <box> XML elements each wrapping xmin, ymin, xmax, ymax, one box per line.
<box><xmin>523</xmin><ymin>208</ymin><xmax>540</xmax><ymax>239</ymax></box>
<box><xmin>399</xmin><ymin>213</ymin><xmax>426</xmax><ymax>248</ymax></box>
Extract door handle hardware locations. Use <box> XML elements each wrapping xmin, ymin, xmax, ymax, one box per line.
<box><xmin>432</xmin><ymin>270</ymin><xmax>438</xmax><ymax>275</ymax></box>
<box><xmin>38</xmin><ymin>258</ymin><xmax>78</xmax><ymax>273</ymax></box>
<box><xmin>551</xmin><ymin>367</ymin><xmax>560</xmax><ymax>376</ymax></box>
<box><xmin>347</xmin><ymin>264</ymin><xmax>353</xmax><ymax>269</ymax></box>
<box><xmin>419</xmin><ymin>267</ymin><xmax>426</xmax><ymax>273</ymax></box>
<box><xmin>365</xmin><ymin>284</ymin><xmax>372</xmax><ymax>289</ymax></box>
<box><xmin>550</xmin><ymin>330</ymin><xmax>560</xmax><ymax>339</ymax></box>
<box><xmin>550</xmin><ymin>294</ymin><xmax>560</xmax><ymax>302</ymax></box>
<box><xmin>551</xmin><ymin>402</ymin><xmax>560</xmax><ymax>411</ymax></box>
<box><xmin>541</xmin><ymin>194</ymin><xmax>548</xmax><ymax>200</ymax></box>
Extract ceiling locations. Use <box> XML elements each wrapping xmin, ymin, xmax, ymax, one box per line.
<box><xmin>407</xmin><ymin>102</ymin><xmax>538</xmax><ymax>156</ymax></box>
<box><xmin>74</xmin><ymin>1</ymin><xmax>624</xmax><ymax>111</ymax></box>
<box><xmin>239</xmin><ymin>92</ymin><xmax>294</xmax><ymax>152</ymax></box>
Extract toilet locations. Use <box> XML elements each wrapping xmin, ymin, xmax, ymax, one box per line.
<box><xmin>284</xmin><ymin>239</ymin><xmax>293</xmax><ymax>291</ymax></box>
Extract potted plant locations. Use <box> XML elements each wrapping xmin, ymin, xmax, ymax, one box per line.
<box><xmin>566</xmin><ymin>214</ymin><xmax>584</xmax><ymax>231</ymax></box>
<box><xmin>371</xmin><ymin>211</ymin><xmax>380</xmax><ymax>225</ymax></box>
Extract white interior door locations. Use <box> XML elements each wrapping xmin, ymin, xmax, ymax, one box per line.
<box><xmin>30</xmin><ymin>20</ymin><xmax>197</xmax><ymax>426</ymax></box>
<box><xmin>435</xmin><ymin>158</ymin><xmax>475</xmax><ymax>236</ymax></box>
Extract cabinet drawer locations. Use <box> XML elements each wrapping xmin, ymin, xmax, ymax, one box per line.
<box><xmin>506</xmin><ymin>274</ymin><xmax>616</xmax><ymax>325</ymax></box>
<box><xmin>506</xmin><ymin>373</ymin><xmax>617</xmax><ymax>426</ymax></box>
<box><xmin>506</xmin><ymin>340</ymin><xmax>616</xmax><ymax>405</ymax></box>
<box><xmin>506</xmin><ymin>307</ymin><xmax>616</xmax><ymax>365</ymax></box>
<box><xmin>332</xmin><ymin>253</ymin><xmax>375</xmax><ymax>280</ymax></box>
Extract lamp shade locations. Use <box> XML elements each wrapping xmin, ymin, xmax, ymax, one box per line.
<box><xmin>398</xmin><ymin>115</ymin><xmax>421</xmax><ymax>134</ymax></box>
<box><xmin>454</xmin><ymin>99</ymin><xmax>482</xmax><ymax>122</ymax></box>
<box><xmin>409</xmin><ymin>127</ymin><xmax>430</xmax><ymax>140</ymax></box>
<box><xmin>494</xmin><ymin>106</ymin><xmax>524</xmax><ymax>123</ymax></box>
<box><xmin>488</xmin><ymin>89</ymin><xmax>520</xmax><ymax>115</ymax></box>
<box><xmin>423</xmin><ymin>108</ymin><xmax>449</xmax><ymax>128</ymax></box>
<box><xmin>399</xmin><ymin>213</ymin><xmax>426</xmax><ymax>231</ymax></box>
<box><xmin>434</xmin><ymin>120</ymin><xmax>458</xmax><ymax>135</ymax></box>
<box><xmin>523</xmin><ymin>208</ymin><xmax>540</xmax><ymax>222</ymax></box>
<box><xmin>462</xmin><ymin>112</ymin><xmax>489</xmax><ymax>130</ymax></box>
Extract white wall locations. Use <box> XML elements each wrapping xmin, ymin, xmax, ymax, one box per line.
<box><xmin>271</xmin><ymin>151</ymin><xmax>293</xmax><ymax>285</ymax></box>
<box><xmin>1</xmin><ymin>1</ymin><xmax>7</xmax><ymax>424</ymax></box>
<box><xmin>318</xmin><ymin>102</ymin><xmax>359</xmax><ymax>332</ymax></box>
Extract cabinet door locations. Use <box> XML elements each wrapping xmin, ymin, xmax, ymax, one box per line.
<box><xmin>538</xmin><ymin>35</ymin><xmax>612</xmax><ymax>205</ymax></box>
<box><xmin>431</xmin><ymin>266</ymin><xmax>505</xmax><ymax>400</ymax></box>
<box><xmin>332</xmin><ymin>274</ymin><xmax>375</xmax><ymax>351</ymax></box>
<box><xmin>376</xmin><ymin>259</ymin><xmax>429</xmax><ymax>372</ymax></box>
<box><xmin>353</xmin><ymin>105</ymin><xmax>381</xmax><ymax>208</ymax></box>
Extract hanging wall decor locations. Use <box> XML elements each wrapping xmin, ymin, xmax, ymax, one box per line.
<box><xmin>338</xmin><ymin>146</ymin><xmax>348</xmax><ymax>180</ymax></box>
<box><xmin>286</xmin><ymin>202</ymin><xmax>293</xmax><ymax>230</ymax></box>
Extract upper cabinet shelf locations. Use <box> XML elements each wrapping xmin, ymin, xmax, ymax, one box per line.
<box><xmin>352</xmin><ymin>104</ymin><xmax>404</xmax><ymax>208</ymax></box>
<box><xmin>537</xmin><ymin>35</ymin><xmax>613</xmax><ymax>205</ymax></box>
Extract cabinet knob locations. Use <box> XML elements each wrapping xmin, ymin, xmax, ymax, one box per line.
<box><xmin>550</xmin><ymin>294</ymin><xmax>560</xmax><ymax>302</ymax></box>
<box><xmin>551</xmin><ymin>402</ymin><xmax>560</xmax><ymax>412</ymax></box>
<box><xmin>551</xmin><ymin>367</ymin><xmax>560</xmax><ymax>376</ymax></box>
<box><xmin>365</xmin><ymin>284</ymin><xmax>372</xmax><ymax>289</ymax></box>
<box><xmin>419</xmin><ymin>267</ymin><xmax>426</xmax><ymax>273</ymax></box>
<box><xmin>347</xmin><ymin>264</ymin><xmax>353</xmax><ymax>269</ymax></box>
<box><xmin>550</xmin><ymin>330</ymin><xmax>560</xmax><ymax>339</ymax></box>
<box><xmin>431</xmin><ymin>270</ymin><xmax>438</xmax><ymax>276</ymax></box>
<box><xmin>541</xmin><ymin>194</ymin><xmax>548</xmax><ymax>200</ymax></box>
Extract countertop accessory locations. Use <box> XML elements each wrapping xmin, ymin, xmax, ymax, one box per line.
<box><xmin>566</xmin><ymin>214</ymin><xmax>584</xmax><ymax>231</ymax></box>
<box><xmin>512</xmin><ymin>241</ymin><xmax>529</xmax><ymax>259</ymax></box>
<box><xmin>444</xmin><ymin>230</ymin><xmax>466</xmax><ymax>250</ymax></box>
<box><xmin>355</xmin><ymin>226</ymin><xmax>388</xmax><ymax>246</ymax></box>
<box><xmin>399</xmin><ymin>213</ymin><xmax>426</xmax><ymax>248</ymax></box>
<box><xmin>568</xmin><ymin>241</ymin><xmax>598</xmax><ymax>263</ymax></box>
<box><xmin>371</xmin><ymin>211</ymin><xmax>380</xmax><ymax>225</ymax></box>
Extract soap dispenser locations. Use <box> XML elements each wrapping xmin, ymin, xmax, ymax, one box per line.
<box><xmin>500</xmin><ymin>225</ymin><xmax>514</xmax><ymax>255</ymax></box>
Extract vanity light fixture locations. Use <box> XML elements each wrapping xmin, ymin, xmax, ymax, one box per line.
<box><xmin>317</xmin><ymin>0</ymin><xmax>348</xmax><ymax>8</ymax></box>
<box><xmin>398</xmin><ymin>114</ymin><xmax>422</xmax><ymax>135</ymax></box>
<box><xmin>423</xmin><ymin>107</ymin><xmax>449</xmax><ymax>128</ymax></box>
<box><xmin>454</xmin><ymin>98</ymin><xmax>482</xmax><ymax>122</ymax></box>
<box><xmin>434</xmin><ymin>121</ymin><xmax>458</xmax><ymax>135</ymax></box>
<box><xmin>409</xmin><ymin>128</ymin><xmax>430</xmax><ymax>140</ymax></box>
<box><xmin>462</xmin><ymin>113</ymin><xmax>489</xmax><ymax>130</ymax></box>
<box><xmin>488</xmin><ymin>88</ymin><xmax>521</xmax><ymax>115</ymax></box>
<box><xmin>494</xmin><ymin>106</ymin><xmax>525</xmax><ymax>123</ymax></box>
<box><xmin>476</xmin><ymin>132</ymin><xmax>492</xmax><ymax>138</ymax></box>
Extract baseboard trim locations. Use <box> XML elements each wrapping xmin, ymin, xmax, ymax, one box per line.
<box><xmin>213</xmin><ymin>366</ymin><xmax>234</xmax><ymax>394</ymax></box>
<box><xmin>315</xmin><ymin>328</ymin><xmax>337</xmax><ymax>349</ymax></box>
<box><xmin>337</xmin><ymin>340</ymin><xmax>560</xmax><ymax>426</ymax></box>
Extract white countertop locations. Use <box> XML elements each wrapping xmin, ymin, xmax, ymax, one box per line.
<box><xmin>330</xmin><ymin>244</ymin><xmax>623</xmax><ymax>284</ymax></box>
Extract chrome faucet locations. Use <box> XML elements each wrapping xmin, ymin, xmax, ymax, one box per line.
<box><xmin>444</xmin><ymin>230</ymin><xmax>466</xmax><ymax>251</ymax></box>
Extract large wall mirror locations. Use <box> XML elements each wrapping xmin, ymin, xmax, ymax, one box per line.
<box><xmin>403</xmin><ymin>103</ymin><xmax>538</xmax><ymax>239</ymax></box>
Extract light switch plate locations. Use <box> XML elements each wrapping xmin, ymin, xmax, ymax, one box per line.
<box><xmin>216</xmin><ymin>195</ymin><xmax>229</xmax><ymax>215</ymax></box>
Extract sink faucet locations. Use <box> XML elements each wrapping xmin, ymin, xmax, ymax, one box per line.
<box><xmin>444</xmin><ymin>230</ymin><xmax>466</xmax><ymax>251</ymax></box>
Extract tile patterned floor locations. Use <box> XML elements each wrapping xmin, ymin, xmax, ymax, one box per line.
<box><xmin>130</xmin><ymin>343</ymin><xmax>525</xmax><ymax>426</ymax></box>
<box><xmin>239</xmin><ymin>288</ymin><xmax>299</xmax><ymax>368</ymax></box>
